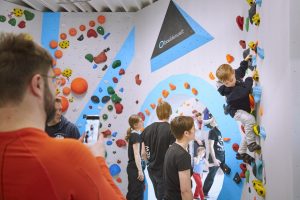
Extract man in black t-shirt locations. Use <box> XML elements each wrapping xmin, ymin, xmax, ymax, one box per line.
<box><xmin>141</xmin><ymin>101</ymin><xmax>175</xmax><ymax>200</ymax></box>
<box><xmin>203</xmin><ymin>116</ymin><xmax>226</xmax><ymax>197</ymax></box>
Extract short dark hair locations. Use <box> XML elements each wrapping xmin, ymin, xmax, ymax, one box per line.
<box><xmin>170</xmin><ymin>116</ymin><xmax>194</xmax><ymax>139</ymax></box>
<box><xmin>0</xmin><ymin>33</ymin><xmax>52</xmax><ymax>107</ymax></box>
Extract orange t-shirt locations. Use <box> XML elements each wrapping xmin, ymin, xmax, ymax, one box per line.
<box><xmin>0</xmin><ymin>128</ymin><xmax>125</xmax><ymax>200</ymax></box>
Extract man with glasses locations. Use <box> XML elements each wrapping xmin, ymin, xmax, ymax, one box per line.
<box><xmin>0</xmin><ymin>33</ymin><xmax>125</xmax><ymax>199</ymax></box>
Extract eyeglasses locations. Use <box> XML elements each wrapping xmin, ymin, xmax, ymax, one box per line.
<box><xmin>41</xmin><ymin>74</ymin><xmax>61</xmax><ymax>85</ymax></box>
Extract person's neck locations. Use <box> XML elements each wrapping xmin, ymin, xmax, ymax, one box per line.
<box><xmin>0</xmin><ymin>102</ymin><xmax>46</xmax><ymax>132</ymax></box>
<box><xmin>175</xmin><ymin>138</ymin><xmax>189</xmax><ymax>150</ymax></box>
<box><xmin>159</xmin><ymin>118</ymin><xmax>169</xmax><ymax>122</ymax></box>
<box><xmin>47</xmin><ymin>118</ymin><xmax>61</xmax><ymax>126</ymax></box>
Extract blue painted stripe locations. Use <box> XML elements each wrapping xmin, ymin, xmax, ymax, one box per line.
<box><xmin>139</xmin><ymin>74</ymin><xmax>242</xmax><ymax>200</ymax></box>
<box><xmin>41</xmin><ymin>12</ymin><xmax>60</xmax><ymax>56</ymax></box>
<box><xmin>75</xmin><ymin>27</ymin><xmax>135</xmax><ymax>134</ymax></box>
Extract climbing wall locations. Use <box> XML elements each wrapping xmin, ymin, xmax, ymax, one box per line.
<box><xmin>0</xmin><ymin>0</ymin><xmax>42</xmax><ymax>42</ymax></box>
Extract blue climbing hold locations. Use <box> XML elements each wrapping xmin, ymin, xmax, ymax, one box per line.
<box><xmin>252</xmin><ymin>85</ymin><xmax>262</xmax><ymax>103</ymax></box>
<box><xmin>260</xmin><ymin>126</ymin><xmax>266</xmax><ymax>140</ymax></box>
<box><xmin>99</xmin><ymin>87</ymin><xmax>103</xmax><ymax>93</ymax></box>
<box><xmin>93</xmin><ymin>64</ymin><xmax>98</xmax><ymax>69</ymax></box>
<box><xmin>112</xmin><ymin>132</ymin><xmax>118</xmax><ymax>137</ymax></box>
<box><xmin>257</xmin><ymin>47</ymin><xmax>265</xmax><ymax>60</ymax></box>
<box><xmin>109</xmin><ymin>164</ymin><xmax>121</xmax><ymax>176</ymax></box>
<box><xmin>119</xmin><ymin>88</ymin><xmax>124</xmax><ymax>93</ymax></box>
<box><xmin>252</xmin><ymin>55</ymin><xmax>257</xmax><ymax>67</ymax></box>
<box><xmin>106</xmin><ymin>140</ymin><xmax>113</xmax><ymax>145</ymax></box>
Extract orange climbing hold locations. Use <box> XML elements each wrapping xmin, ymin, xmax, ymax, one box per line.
<box><xmin>71</xmin><ymin>77</ymin><xmax>88</xmax><ymax>95</ymax></box>
<box><xmin>157</xmin><ymin>97</ymin><xmax>163</xmax><ymax>104</ymax></box>
<box><xmin>60</xmin><ymin>77</ymin><xmax>66</xmax><ymax>86</ymax></box>
<box><xmin>79</xmin><ymin>24</ymin><xmax>86</xmax><ymax>31</ymax></box>
<box><xmin>145</xmin><ymin>109</ymin><xmax>150</xmax><ymax>116</ymax></box>
<box><xmin>191</xmin><ymin>88</ymin><xmax>198</xmax><ymax>95</ymax></box>
<box><xmin>89</xmin><ymin>20</ymin><xmax>96</xmax><ymax>27</ymax></box>
<box><xmin>97</xmin><ymin>15</ymin><xmax>106</xmax><ymax>24</ymax></box>
<box><xmin>259</xmin><ymin>106</ymin><xmax>264</xmax><ymax>116</ymax></box>
<box><xmin>49</xmin><ymin>40</ymin><xmax>58</xmax><ymax>49</ymax></box>
<box><xmin>223</xmin><ymin>137</ymin><xmax>231</xmax><ymax>142</ymax></box>
<box><xmin>62</xmin><ymin>87</ymin><xmax>71</xmax><ymax>96</ymax></box>
<box><xmin>54</xmin><ymin>50</ymin><xmax>63</xmax><ymax>59</ymax></box>
<box><xmin>249</xmin><ymin>94</ymin><xmax>255</xmax><ymax>110</ymax></box>
<box><xmin>184</xmin><ymin>82</ymin><xmax>190</xmax><ymax>89</ymax></box>
<box><xmin>162</xmin><ymin>90</ymin><xmax>169</xmax><ymax>98</ymax></box>
<box><xmin>209</xmin><ymin>72</ymin><xmax>215</xmax><ymax>80</ymax></box>
<box><xmin>69</xmin><ymin>28</ymin><xmax>77</xmax><ymax>36</ymax></box>
<box><xmin>169</xmin><ymin>83</ymin><xmax>176</xmax><ymax>90</ymax></box>
<box><xmin>60</xmin><ymin>96</ymin><xmax>69</xmax><ymax>112</ymax></box>
<box><xmin>150</xmin><ymin>103</ymin><xmax>156</xmax><ymax>109</ymax></box>
<box><xmin>60</xmin><ymin>33</ymin><xmax>67</xmax><ymax>40</ymax></box>
<box><xmin>226</xmin><ymin>54</ymin><xmax>234</xmax><ymax>63</ymax></box>
<box><xmin>53</xmin><ymin>68</ymin><xmax>61</xmax><ymax>76</ymax></box>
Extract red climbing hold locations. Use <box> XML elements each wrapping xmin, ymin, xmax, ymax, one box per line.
<box><xmin>116</xmin><ymin>139</ymin><xmax>127</xmax><ymax>147</ymax></box>
<box><xmin>119</xmin><ymin>68</ymin><xmax>125</xmax><ymax>75</ymax></box>
<box><xmin>135</xmin><ymin>74</ymin><xmax>142</xmax><ymax>85</ymax></box>
<box><xmin>115</xmin><ymin>103</ymin><xmax>124</xmax><ymax>114</ymax></box>
<box><xmin>239</xmin><ymin>40</ymin><xmax>246</xmax><ymax>49</ymax></box>
<box><xmin>101</xmin><ymin>129</ymin><xmax>112</xmax><ymax>137</ymax></box>
<box><xmin>236</xmin><ymin>16</ymin><xmax>244</xmax><ymax>31</ymax></box>
<box><xmin>94</xmin><ymin>51</ymin><xmax>107</xmax><ymax>64</ymax></box>
<box><xmin>113</xmin><ymin>77</ymin><xmax>118</xmax><ymax>83</ymax></box>
<box><xmin>232</xmin><ymin>143</ymin><xmax>239</xmax><ymax>152</ymax></box>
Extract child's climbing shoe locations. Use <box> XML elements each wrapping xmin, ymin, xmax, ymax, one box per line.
<box><xmin>253</xmin><ymin>124</ymin><xmax>260</xmax><ymax>136</ymax></box>
<box><xmin>236</xmin><ymin>153</ymin><xmax>249</xmax><ymax>160</ymax></box>
<box><xmin>248</xmin><ymin>142</ymin><xmax>261</xmax><ymax>152</ymax></box>
<box><xmin>237</xmin><ymin>153</ymin><xmax>255</xmax><ymax>165</ymax></box>
<box><xmin>220</xmin><ymin>163</ymin><xmax>231</xmax><ymax>175</ymax></box>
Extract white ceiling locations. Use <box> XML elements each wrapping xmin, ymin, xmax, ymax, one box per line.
<box><xmin>4</xmin><ymin>0</ymin><xmax>159</xmax><ymax>12</ymax></box>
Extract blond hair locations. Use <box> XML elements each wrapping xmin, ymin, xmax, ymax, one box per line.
<box><xmin>216</xmin><ymin>64</ymin><xmax>234</xmax><ymax>82</ymax></box>
<box><xmin>156</xmin><ymin>101</ymin><xmax>172</xmax><ymax>120</ymax></box>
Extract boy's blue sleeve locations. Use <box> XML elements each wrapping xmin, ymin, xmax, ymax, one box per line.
<box><xmin>235</xmin><ymin>60</ymin><xmax>249</xmax><ymax>79</ymax></box>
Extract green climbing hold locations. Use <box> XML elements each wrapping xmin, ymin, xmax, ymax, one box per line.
<box><xmin>97</xmin><ymin>26</ymin><xmax>105</xmax><ymax>35</ymax></box>
<box><xmin>245</xmin><ymin>17</ymin><xmax>250</xmax><ymax>32</ymax></box>
<box><xmin>24</xmin><ymin>10</ymin><xmax>35</xmax><ymax>21</ymax></box>
<box><xmin>8</xmin><ymin>18</ymin><xmax>16</xmax><ymax>26</ymax></box>
<box><xmin>111</xmin><ymin>93</ymin><xmax>122</xmax><ymax>103</ymax></box>
<box><xmin>0</xmin><ymin>15</ymin><xmax>6</xmax><ymax>22</ymax></box>
<box><xmin>245</xmin><ymin>170</ymin><xmax>250</xmax><ymax>183</ymax></box>
<box><xmin>107</xmin><ymin>86</ymin><xmax>115</xmax><ymax>95</ymax></box>
<box><xmin>107</xmin><ymin>105</ymin><xmax>113</xmax><ymax>111</ymax></box>
<box><xmin>85</xmin><ymin>54</ymin><xmax>93</xmax><ymax>63</ymax></box>
<box><xmin>102</xmin><ymin>113</ymin><xmax>108</xmax><ymax>120</ymax></box>
<box><xmin>112</xmin><ymin>60</ymin><xmax>121</xmax><ymax>69</ymax></box>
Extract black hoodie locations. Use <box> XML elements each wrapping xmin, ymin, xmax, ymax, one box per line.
<box><xmin>218</xmin><ymin>60</ymin><xmax>253</xmax><ymax>117</ymax></box>
<box><xmin>46</xmin><ymin>115</ymin><xmax>80</xmax><ymax>139</ymax></box>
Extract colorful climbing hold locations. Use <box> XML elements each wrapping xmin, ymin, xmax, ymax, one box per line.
<box><xmin>97</xmin><ymin>15</ymin><xmax>106</xmax><ymax>24</ymax></box>
<box><xmin>107</xmin><ymin>86</ymin><xmax>115</xmax><ymax>95</ymax></box>
<box><xmin>150</xmin><ymin>103</ymin><xmax>156</xmax><ymax>109</ymax></box>
<box><xmin>112</xmin><ymin>60</ymin><xmax>121</xmax><ymax>69</ymax></box>
<box><xmin>103</xmin><ymin>33</ymin><xmax>110</xmax><ymax>40</ymax></box>
<box><xmin>116</xmin><ymin>177</ymin><xmax>122</xmax><ymax>183</ymax></box>
<box><xmin>89</xmin><ymin>20</ymin><xmax>96</xmax><ymax>27</ymax></box>
<box><xmin>184</xmin><ymin>82</ymin><xmax>190</xmax><ymax>89</ymax></box>
<box><xmin>85</xmin><ymin>54</ymin><xmax>93</xmax><ymax>63</ymax></box>
<box><xmin>0</xmin><ymin>15</ymin><xmax>6</xmax><ymax>22</ymax></box>
<box><xmin>145</xmin><ymin>109</ymin><xmax>150</xmax><ymax>116</ymax></box>
<box><xmin>77</xmin><ymin>34</ymin><xmax>84</xmax><ymax>41</ymax></box>
<box><xmin>18</xmin><ymin>20</ymin><xmax>26</xmax><ymax>29</ymax></box>
<box><xmin>91</xmin><ymin>95</ymin><xmax>100</xmax><ymax>104</ymax></box>
<box><xmin>8</xmin><ymin>18</ymin><xmax>16</xmax><ymax>26</ymax></box>
<box><xmin>102</xmin><ymin>114</ymin><xmax>108</xmax><ymax>120</ymax></box>
<box><xmin>137</xmin><ymin>112</ymin><xmax>145</xmax><ymax>121</ymax></box>
<box><xmin>62</xmin><ymin>68</ymin><xmax>72</xmax><ymax>79</ymax></box>
<box><xmin>62</xmin><ymin>87</ymin><xmax>71</xmax><ymax>96</ymax></box>
<box><xmin>239</xmin><ymin>40</ymin><xmax>246</xmax><ymax>49</ymax></box>
<box><xmin>49</xmin><ymin>40</ymin><xmax>58</xmax><ymax>49</ymax></box>
<box><xmin>13</xmin><ymin>8</ymin><xmax>23</xmax><ymax>17</ymax></box>
<box><xmin>71</xmin><ymin>77</ymin><xmax>88</xmax><ymax>95</ymax></box>
<box><xmin>236</xmin><ymin>16</ymin><xmax>244</xmax><ymax>31</ymax></box>
<box><xmin>97</xmin><ymin>26</ymin><xmax>105</xmax><ymax>35</ymax></box>
<box><xmin>226</xmin><ymin>54</ymin><xmax>234</xmax><ymax>63</ymax></box>
<box><xmin>115</xmin><ymin>103</ymin><xmax>123</xmax><ymax>114</ymax></box>
<box><xmin>69</xmin><ymin>28</ymin><xmax>77</xmax><ymax>36</ymax></box>
<box><xmin>94</xmin><ymin>51</ymin><xmax>107</xmax><ymax>64</ymax></box>
<box><xmin>79</xmin><ymin>24</ymin><xmax>86</xmax><ymax>31</ymax></box>
<box><xmin>169</xmin><ymin>83</ymin><xmax>176</xmax><ymax>90</ymax></box>
<box><xmin>245</xmin><ymin>17</ymin><xmax>250</xmax><ymax>32</ymax></box>
<box><xmin>102</xmin><ymin>129</ymin><xmax>111</xmax><ymax>137</ymax></box>
<box><xmin>101</xmin><ymin>96</ymin><xmax>110</xmax><ymax>104</ymax></box>
<box><xmin>232</xmin><ymin>143</ymin><xmax>239</xmax><ymax>152</ymax></box>
<box><xmin>135</xmin><ymin>74</ymin><xmax>142</xmax><ymax>85</ymax></box>
<box><xmin>119</xmin><ymin>68</ymin><xmax>125</xmax><ymax>75</ymax></box>
<box><xmin>60</xmin><ymin>96</ymin><xmax>69</xmax><ymax>112</ymax></box>
<box><xmin>87</xmin><ymin>29</ymin><xmax>97</xmax><ymax>38</ymax></box>
<box><xmin>107</xmin><ymin>105</ymin><xmax>113</xmax><ymax>111</ymax></box>
<box><xmin>223</xmin><ymin>137</ymin><xmax>231</xmax><ymax>142</ymax></box>
<box><xmin>112</xmin><ymin>77</ymin><xmax>118</xmax><ymax>83</ymax></box>
<box><xmin>162</xmin><ymin>90</ymin><xmax>169</xmax><ymax>98</ymax></box>
<box><xmin>54</xmin><ymin>50</ymin><xmax>63</xmax><ymax>59</ymax></box>
<box><xmin>111</xmin><ymin>94</ymin><xmax>122</xmax><ymax>103</ymax></box>
<box><xmin>116</xmin><ymin>139</ymin><xmax>126</xmax><ymax>147</ymax></box>
<box><xmin>59</xmin><ymin>40</ymin><xmax>70</xmax><ymax>49</ymax></box>
<box><xmin>60</xmin><ymin>33</ymin><xmax>67</xmax><ymax>40</ymax></box>
<box><xmin>24</xmin><ymin>10</ymin><xmax>34</xmax><ymax>21</ymax></box>
<box><xmin>209</xmin><ymin>72</ymin><xmax>215</xmax><ymax>80</ymax></box>
<box><xmin>191</xmin><ymin>88</ymin><xmax>198</xmax><ymax>95</ymax></box>
<box><xmin>102</xmin><ymin>65</ymin><xmax>108</xmax><ymax>71</ymax></box>
<box><xmin>109</xmin><ymin>164</ymin><xmax>121</xmax><ymax>176</ymax></box>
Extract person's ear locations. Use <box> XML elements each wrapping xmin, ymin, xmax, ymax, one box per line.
<box><xmin>29</xmin><ymin>74</ymin><xmax>44</xmax><ymax>98</ymax></box>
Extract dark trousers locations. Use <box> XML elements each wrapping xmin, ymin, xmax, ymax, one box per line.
<box><xmin>148</xmin><ymin>168</ymin><xmax>164</xmax><ymax>200</ymax></box>
<box><xmin>203</xmin><ymin>162</ymin><xmax>225</xmax><ymax>195</ymax></box>
<box><xmin>126</xmin><ymin>166</ymin><xmax>144</xmax><ymax>200</ymax></box>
